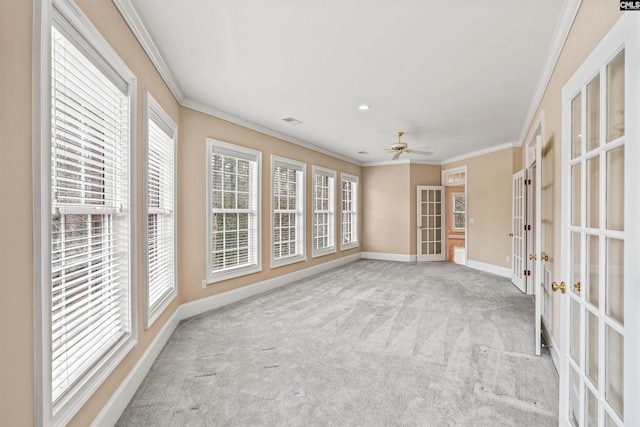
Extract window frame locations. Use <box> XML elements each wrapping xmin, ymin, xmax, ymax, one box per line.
<box><xmin>144</xmin><ymin>92</ymin><xmax>177</xmax><ymax>328</ymax></box>
<box><xmin>452</xmin><ymin>192</ymin><xmax>466</xmax><ymax>231</ymax></box>
<box><xmin>271</xmin><ymin>156</ymin><xmax>307</xmax><ymax>268</ymax></box>
<box><xmin>311</xmin><ymin>166</ymin><xmax>336</xmax><ymax>258</ymax></box>
<box><xmin>34</xmin><ymin>1</ymin><xmax>138</xmax><ymax>425</ymax></box>
<box><xmin>340</xmin><ymin>173</ymin><xmax>359</xmax><ymax>251</ymax></box>
<box><xmin>206</xmin><ymin>138</ymin><xmax>262</xmax><ymax>284</ymax></box>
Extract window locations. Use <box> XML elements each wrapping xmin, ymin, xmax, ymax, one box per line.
<box><xmin>272</xmin><ymin>156</ymin><xmax>306</xmax><ymax>267</ymax></box>
<box><xmin>145</xmin><ymin>93</ymin><xmax>177</xmax><ymax>327</ymax></box>
<box><xmin>453</xmin><ymin>193</ymin><xmax>466</xmax><ymax>230</ymax></box>
<box><xmin>341</xmin><ymin>173</ymin><xmax>359</xmax><ymax>249</ymax></box>
<box><xmin>312</xmin><ymin>166</ymin><xmax>336</xmax><ymax>257</ymax></box>
<box><xmin>207</xmin><ymin>139</ymin><xmax>261</xmax><ymax>283</ymax></box>
<box><xmin>38</xmin><ymin>4</ymin><xmax>137</xmax><ymax>424</ymax></box>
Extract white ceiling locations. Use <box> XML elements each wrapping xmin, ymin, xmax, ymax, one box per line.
<box><xmin>125</xmin><ymin>0</ymin><xmax>566</xmax><ymax>165</ymax></box>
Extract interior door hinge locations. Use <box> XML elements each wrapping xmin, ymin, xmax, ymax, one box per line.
<box><xmin>524</xmin><ymin>179</ymin><xmax>532</xmax><ymax>185</ymax></box>
<box><xmin>524</xmin><ymin>270</ymin><xmax>531</xmax><ymax>276</ymax></box>
<box><xmin>524</xmin><ymin>224</ymin><xmax>531</xmax><ymax>231</ymax></box>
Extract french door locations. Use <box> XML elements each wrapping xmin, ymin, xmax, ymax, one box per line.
<box><xmin>558</xmin><ymin>13</ymin><xmax>640</xmax><ymax>427</ymax></box>
<box><xmin>417</xmin><ymin>186</ymin><xmax>445</xmax><ymax>261</ymax></box>
<box><xmin>511</xmin><ymin>170</ymin><xmax>526</xmax><ymax>292</ymax></box>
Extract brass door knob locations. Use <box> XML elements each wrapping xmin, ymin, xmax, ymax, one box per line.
<box><xmin>529</xmin><ymin>253</ymin><xmax>537</xmax><ymax>261</ymax></box>
<box><xmin>541</xmin><ymin>254</ymin><xmax>549</xmax><ymax>262</ymax></box>
<box><xmin>552</xmin><ymin>281</ymin><xmax>566</xmax><ymax>294</ymax></box>
<box><xmin>509</xmin><ymin>233</ymin><xmax>514</xmax><ymax>237</ymax></box>
<box><xmin>574</xmin><ymin>282</ymin><xmax>581</xmax><ymax>292</ymax></box>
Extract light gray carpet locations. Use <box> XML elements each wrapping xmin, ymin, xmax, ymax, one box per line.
<box><xmin>117</xmin><ymin>260</ymin><xmax>558</xmax><ymax>426</ymax></box>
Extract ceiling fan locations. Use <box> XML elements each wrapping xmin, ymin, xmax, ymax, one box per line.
<box><xmin>387</xmin><ymin>131</ymin><xmax>433</xmax><ymax>160</ymax></box>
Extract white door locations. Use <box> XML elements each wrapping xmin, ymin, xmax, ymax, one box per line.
<box><xmin>558</xmin><ymin>13</ymin><xmax>640</xmax><ymax>427</ymax></box>
<box><xmin>417</xmin><ymin>186</ymin><xmax>445</xmax><ymax>261</ymax></box>
<box><xmin>511</xmin><ymin>170</ymin><xmax>526</xmax><ymax>292</ymax></box>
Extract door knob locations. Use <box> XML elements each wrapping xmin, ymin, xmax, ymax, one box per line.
<box><xmin>552</xmin><ymin>281</ymin><xmax>566</xmax><ymax>294</ymax></box>
<box><xmin>541</xmin><ymin>254</ymin><xmax>549</xmax><ymax>262</ymax></box>
<box><xmin>529</xmin><ymin>253</ymin><xmax>537</xmax><ymax>261</ymax></box>
<box><xmin>574</xmin><ymin>282</ymin><xmax>581</xmax><ymax>292</ymax></box>
<box><xmin>509</xmin><ymin>233</ymin><xmax>514</xmax><ymax>237</ymax></box>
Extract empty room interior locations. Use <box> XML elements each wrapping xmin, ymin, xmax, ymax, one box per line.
<box><xmin>1</xmin><ymin>0</ymin><xmax>638</xmax><ymax>425</ymax></box>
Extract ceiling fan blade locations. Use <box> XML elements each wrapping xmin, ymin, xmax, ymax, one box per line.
<box><xmin>407</xmin><ymin>149</ymin><xmax>434</xmax><ymax>156</ymax></box>
<box><xmin>392</xmin><ymin>152</ymin><xmax>400</xmax><ymax>161</ymax></box>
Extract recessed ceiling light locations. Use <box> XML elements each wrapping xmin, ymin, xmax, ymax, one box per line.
<box><xmin>358</xmin><ymin>105</ymin><xmax>370</xmax><ymax>110</ymax></box>
<box><xmin>357</xmin><ymin>151</ymin><xmax>370</xmax><ymax>155</ymax></box>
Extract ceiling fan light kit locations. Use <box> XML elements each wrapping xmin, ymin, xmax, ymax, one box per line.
<box><xmin>387</xmin><ymin>131</ymin><xmax>433</xmax><ymax>160</ymax></box>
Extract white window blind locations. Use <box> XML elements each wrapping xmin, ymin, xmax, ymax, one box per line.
<box><xmin>341</xmin><ymin>173</ymin><xmax>358</xmax><ymax>249</ymax></box>
<box><xmin>50</xmin><ymin>23</ymin><xmax>131</xmax><ymax>405</ymax></box>
<box><xmin>146</xmin><ymin>99</ymin><xmax>176</xmax><ymax>323</ymax></box>
<box><xmin>312</xmin><ymin>167</ymin><xmax>335</xmax><ymax>256</ymax></box>
<box><xmin>208</xmin><ymin>140</ymin><xmax>261</xmax><ymax>282</ymax></box>
<box><xmin>272</xmin><ymin>157</ymin><xmax>305</xmax><ymax>266</ymax></box>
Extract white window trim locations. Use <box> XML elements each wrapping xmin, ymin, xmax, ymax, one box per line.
<box><xmin>271</xmin><ymin>155</ymin><xmax>307</xmax><ymax>268</ymax></box>
<box><xmin>311</xmin><ymin>166</ymin><xmax>336</xmax><ymax>258</ymax></box>
<box><xmin>340</xmin><ymin>172</ymin><xmax>359</xmax><ymax>251</ymax></box>
<box><xmin>34</xmin><ymin>1</ymin><xmax>138</xmax><ymax>426</ymax></box>
<box><xmin>206</xmin><ymin>139</ymin><xmax>262</xmax><ymax>284</ymax></box>
<box><xmin>452</xmin><ymin>192</ymin><xmax>466</xmax><ymax>231</ymax></box>
<box><xmin>144</xmin><ymin>92</ymin><xmax>178</xmax><ymax>329</ymax></box>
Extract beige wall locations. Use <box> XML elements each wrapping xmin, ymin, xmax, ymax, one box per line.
<box><xmin>178</xmin><ymin>107</ymin><xmax>361</xmax><ymax>303</ymax></box>
<box><xmin>0</xmin><ymin>1</ymin><xmax>36</xmax><ymax>425</ymax></box>
<box><xmin>0</xmin><ymin>0</ymin><xmax>360</xmax><ymax>425</ymax></box>
<box><xmin>362</xmin><ymin>164</ymin><xmax>411</xmax><ymax>255</ymax></box>
<box><xmin>520</xmin><ymin>0</ymin><xmax>622</xmax><ymax>346</ymax></box>
<box><xmin>443</xmin><ymin>148</ymin><xmax>516</xmax><ymax>268</ymax></box>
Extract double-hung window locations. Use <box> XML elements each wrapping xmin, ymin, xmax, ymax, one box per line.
<box><xmin>38</xmin><ymin>4</ymin><xmax>137</xmax><ymax>425</ymax></box>
<box><xmin>207</xmin><ymin>139</ymin><xmax>261</xmax><ymax>283</ymax></box>
<box><xmin>145</xmin><ymin>93</ymin><xmax>177</xmax><ymax>327</ymax></box>
<box><xmin>340</xmin><ymin>173</ymin><xmax>359</xmax><ymax>250</ymax></box>
<box><xmin>312</xmin><ymin>166</ymin><xmax>336</xmax><ymax>257</ymax></box>
<box><xmin>272</xmin><ymin>156</ymin><xmax>306</xmax><ymax>267</ymax></box>
<box><xmin>452</xmin><ymin>193</ymin><xmax>466</xmax><ymax>230</ymax></box>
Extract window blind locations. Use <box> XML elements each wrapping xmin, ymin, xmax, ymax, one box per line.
<box><xmin>50</xmin><ymin>25</ymin><xmax>130</xmax><ymax>403</ymax></box>
<box><xmin>147</xmin><ymin>118</ymin><xmax>175</xmax><ymax>313</ymax></box>
<box><xmin>273</xmin><ymin>161</ymin><xmax>304</xmax><ymax>260</ymax></box>
<box><xmin>341</xmin><ymin>175</ymin><xmax>358</xmax><ymax>247</ymax></box>
<box><xmin>210</xmin><ymin>150</ymin><xmax>259</xmax><ymax>275</ymax></box>
<box><xmin>312</xmin><ymin>168</ymin><xmax>335</xmax><ymax>253</ymax></box>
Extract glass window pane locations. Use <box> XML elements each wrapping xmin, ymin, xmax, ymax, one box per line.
<box><xmin>572</xmin><ymin>163</ymin><xmax>582</xmax><ymax>226</ymax></box>
<box><xmin>570</xmin><ymin>299</ymin><xmax>581</xmax><ymax>364</ymax></box>
<box><xmin>587</xmin><ymin>74</ymin><xmax>600</xmax><ymax>152</ymax></box>
<box><xmin>606</xmin><ymin>238</ymin><xmax>624</xmax><ymax>325</ymax></box>
<box><xmin>572</xmin><ymin>232</ymin><xmax>581</xmax><ymax>296</ymax></box>
<box><xmin>586</xmin><ymin>156</ymin><xmax>599</xmax><ymax>229</ymax></box>
<box><xmin>586</xmin><ymin>386</ymin><xmax>598</xmax><ymax>427</ymax></box>
<box><xmin>571</xmin><ymin>93</ymin><xmax>582</xmax><ymax>159</ymax></box>
<box><xmin>607</xmin><ymin>51</ymin><xmax>625</xmax><ymax>141</ymax></box>
<box><xmin>586</xmin><ymin>310</ymin><xmax>599</xmax><ymax>387</ymax></box>
<box><xmin>569</xmin><ymin>367</ymin><xmax>580</xmax><ymax>427</ymax></box>
<box><xmin>606</xmin><ymin>325</ymin><xmax>624</xmax><ymax>420</ymax></box>
<box><xmin>587</xmin><ymin>234</ymin><xmax>599</xmax><ymax>307</ymax></box>
<box><xmin>606</xmin><ymin>145</ymin><xmax>624</xmax><ymax>231</ymax></box>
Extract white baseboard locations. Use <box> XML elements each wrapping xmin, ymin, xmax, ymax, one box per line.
<box><xmin>180</xmin><ymin>253</ymin><xmax>362</xmax><ymax>319</ymax></box>
<box><xmin>92</xmin><ymin>310</ymin><xmax>181</xmax><ymax>427</ymax></box>
<box><xmin>542</xmin><ymin>321</ymin><xmax>560</xmax><ymax>374</ymax></box>
<box><xmin>361</xmin><ymin>252</ymin><xmax>416</xmax><ymax>262</ymax></box>
<box><xmin>466</xmin><ymin>259</ymin><xmax>511</xmax><ymax>278</ymax></box>
<box><xmin>92</xmin><ymin>252</ymin><xmax>362</xmax><ymax>426</ymax></box>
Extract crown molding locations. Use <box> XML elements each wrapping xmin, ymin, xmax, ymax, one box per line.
<box><xmin>182</xmin><ymin>98</ymin><xmax>362</xmax><ymax>166</ymax></box>
<box><xmin>440</xmin><ymin>142</ymin><xmax>513</xmax><ymax>165</ymax></box>
<box><xmin>112</xmin><ymin>0</ymin><xmax>184</xmax><ymax>102</ymax></box>
<box><xmin>517</xmin><ymin>0</ymin><xmax>582</xmax><ymax>146</ymax></box>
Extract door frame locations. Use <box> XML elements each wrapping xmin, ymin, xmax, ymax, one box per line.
<box><xmin>441</xmin><ymin>166</ymin><xmax>467</xmax><ymax>265</ymax></box>
<box><xmin>559</xmin><ymin>12</ymin><xmax>640</xmax><ymax>426</ymax></box>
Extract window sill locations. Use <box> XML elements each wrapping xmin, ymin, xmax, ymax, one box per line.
<box><xmin>340</xmin><ymin>242</ymin><xmax>359</xmax><ymax>251</ymax></box>
<box><xmin>311</xmin><ymin>247</ymin><xmax>336</xmax><ymax>259</ymax></box>
<box><xmin>207</xmin><ymin>264</ymin><xmax>262</xmax><ymax>285</ymax></box>
<box><xmin>271</xmin><ymin>255</ymin><xmax>307</xmax><ymax>269</ymax></box>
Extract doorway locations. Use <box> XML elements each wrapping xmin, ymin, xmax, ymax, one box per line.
<box><xmin>441</xmin><ymin>166</ymin><xmax>467</xmax><ymax>266</ymax></box>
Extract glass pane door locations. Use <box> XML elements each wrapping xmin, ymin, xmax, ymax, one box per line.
<box><xmin>563</xmin><ymin>47</ymin><xmax>627</xmax><ymax>427</ymax></box>
<box><xmin>417</xmin><ymin>186</ymin><xmax>445</xmax><ymax>261</ymax></box>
